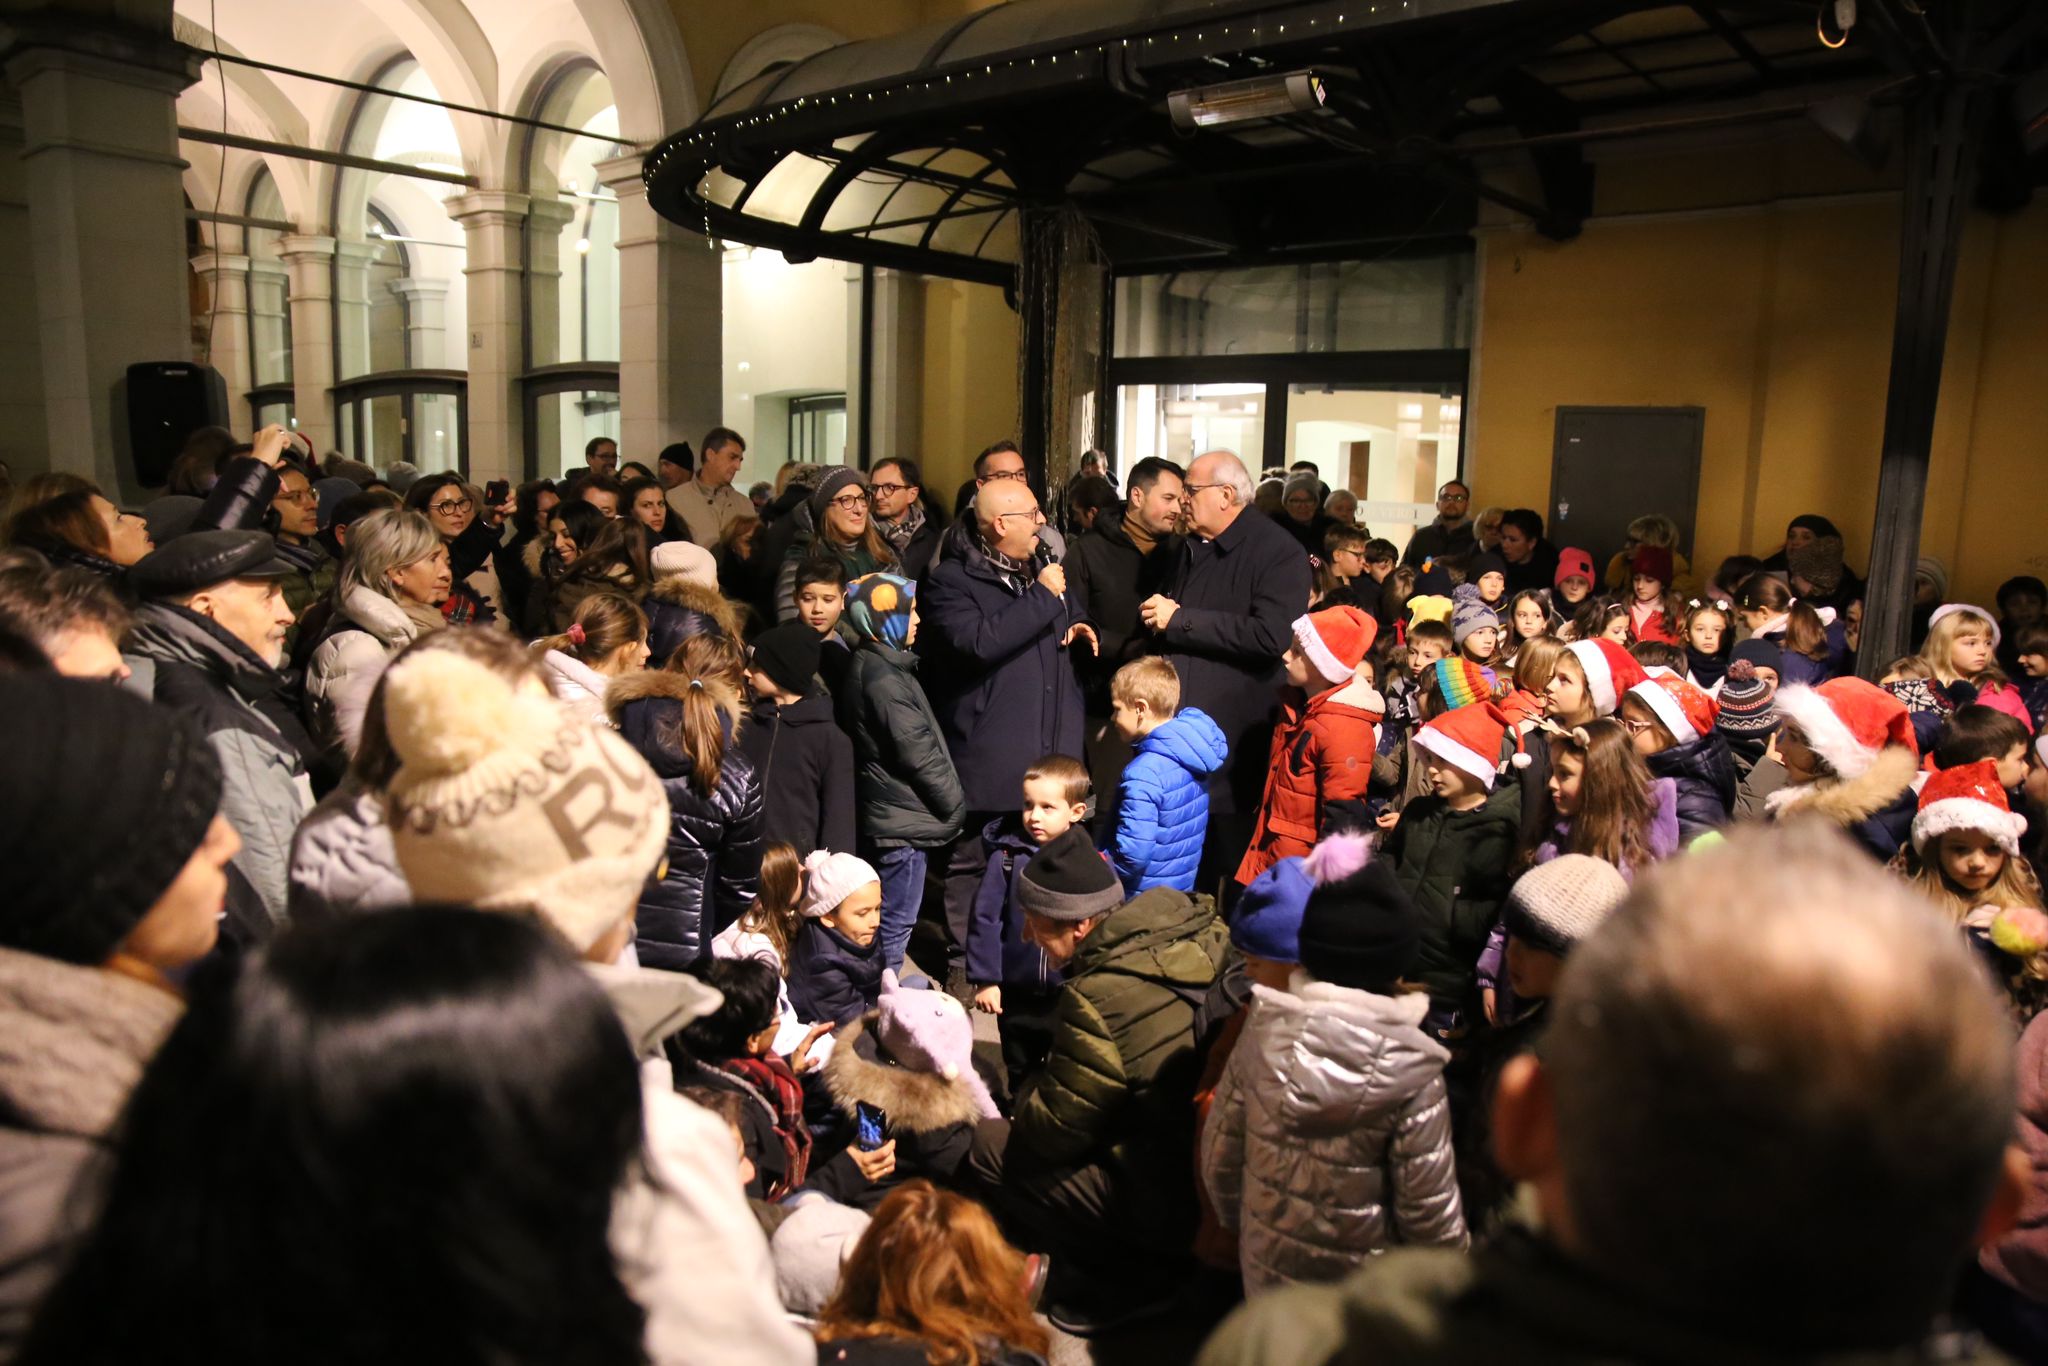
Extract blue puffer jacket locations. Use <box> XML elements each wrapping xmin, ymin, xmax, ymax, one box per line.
<box><xmin>1111</xmin><ymin>707</ymin><xmax>1228</xmax><ymax>893</ymax></box>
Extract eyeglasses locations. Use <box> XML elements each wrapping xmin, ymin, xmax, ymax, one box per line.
<box><xmin>1332</xmin><ymin>547</ymin><xmax>1366</xmax><ymax>560</ymax></box>
<box><xmin>1182</xmin><ymin>482</ymin><xmax>1228</xmax><ymax>497</ymax></box>
<box><xmin>982</xmin><ymin>468</ymin><xmax>1029</xmax><ymax>483</ymax></box>
<box><xmin>276</xmin><ymin>489</ymin><xmax>317</xmax><ymax>507</ymax></box>
<box><xmin>429</xmin><ymin>498</ymin><xmax>474</xmax><ymax>516</ymax></box>
<box><xmin>868</xmin><ymin>482</ymin><xmax>910</xmax><ymax>497</ymax></box>
<box><xmin>826</xmin><ymin>492</ymin><xmax>869</xmax><ymax>512</ymax></box>
<box><xmin>1440</xmin><ymin>492</ymin><xmax>1470</xmax><ymax>504</ymax></box>
<box><xmin>994</xmin><ymin>508</ymin><xmax>1045</xmax><ymax>527</ymax></box>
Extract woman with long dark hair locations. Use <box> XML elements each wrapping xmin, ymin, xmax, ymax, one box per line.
<box><xmin>536</xmin><ymin>511</ymin><xmax>652</xmax><ymax>637</ymax></box>
<box><xmin>18</xmin><ymin>909</ymin><xmax>649</xmax><ymax>1366</ymax></box>
<box><xmin>494</xmin><ymin>477</ymin><xmax>559</xmax><ymax>626</ymax></box>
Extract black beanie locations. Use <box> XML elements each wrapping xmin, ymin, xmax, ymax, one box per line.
<box><xmin>1016</xmin><ymin>828</ymin><xmax>1124</xmax><ymax>922</ymax></box>
<box><xmin>0</xmin><ymin>675</ymin><xmax>223</xmax><ymax>964</ymax></box>
<box><xmin>751</xmin><ymin>623</ymin><xmax>823</xmax><ymax>697</ymax></box>
<box><xmin>1296</xmin><ymin>834</ymin><xmax>1421</xmax><ymax>993</ymax></box>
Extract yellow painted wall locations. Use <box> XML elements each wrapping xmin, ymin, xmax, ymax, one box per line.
<box><xmin>1470</xmin><ymin>188</ymin><xmax>2048</xmax><ymax>606</ymax></box>
<box><xmin>918</xmin><ymin>276</ymin><xmax>1018</xmax><ymax>497</ymax></box>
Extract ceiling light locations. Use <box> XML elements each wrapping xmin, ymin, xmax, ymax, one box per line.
<box><xmin>575</xmin><ymin>237</ymin><xmax>591</xmax><ymax>253</ymax></box>
<box><xmin>1168</xmin><ymin>70</ymin><xmax>1325</xmax><ymax>131</ymax></box>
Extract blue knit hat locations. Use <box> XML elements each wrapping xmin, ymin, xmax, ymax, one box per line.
<box><xmin>1232</xmin><ymin>857</ymin><xmax>1312</xmax><ymax>964</ymax></box>
<box><xmin>847</xmin><ymin>572</ymin><xmax>917</xmax><ymax>650</ymax></box>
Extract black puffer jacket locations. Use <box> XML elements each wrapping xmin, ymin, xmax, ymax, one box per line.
<box><xmin>1644</xmin><ymin>731</ymin><xmax>1738</xmax><ymax>844</ymax></box>
<box><xmin>835</xmin><ymin>640</ymin><xmax>965</xmax><ymax>849</ymax></box>
<box><xmin>606</xmin><ymin>671</ymin><xmax>764</xmax><ymax>970</ymax></box>
<box><xmin>736</xmin><ymin>692</ymin><xmax>855</xmax><ymax>856</ymax></box>
<box><xmin>1065</xmin><ymin>514</ymin><xmax>1180</xmax><ymax>713</ymax></box>
<box><xmin>788</xmin><ymin>919</ymin><xmax>882</xmax><ymax>1027</ymax></box>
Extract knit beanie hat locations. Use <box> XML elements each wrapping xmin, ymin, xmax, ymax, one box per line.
<box><xmin>847</xmin><ymin>572</ymin><xmax>917</xmax><ymax>650</ymax></box>
<box><xmin>1715</xmin><ymin>659</ymin><xmax>1780</xmax><ymax>736</ymax></box>
<box><xmin>1502</xmin><ymin>855</ymin><xmax>1630</xmax><ymax>957</ymax></box>
<box><xmin>1433</xmin><ymin>656</ymin><xmax>1496</xmax><ymax>709</ymax></box>
<box><xmin>799</xmin><ymin>850</ymin><xmax>881</xmax><ymax>919</ymax></box>
<box><xmin>1015</xmin><ymin>827</ymin><xmax>1123</xmax><ymax>923</ymax></box>
<box><xmin>1912</xmin><ymin>760</ymin><xmax>2028</xmax><ymax>855</ymax></box>
<box><xmin>808</xmin><ymin>466</ymin><xmax>867</xmax><ymax>523</ymax></box>
<box><xmin>1566</xmin><ymin>638</ymin><xmax>1650</xmax><ymax>716</ymax></box>
<box><xmin>1407</xmin><ymin>594</ymin><xmax>1454</xmax><ymax>627</ymax></box>
<box><xmin>1915</xmin><ymin>558</ymin><xmax>1950</xmax><ymax>605</ymax></box>
<box><xmin>1555</xmin><ymin>547</ymin><xmax>1596</xmax><ymax>590</ymax></box>
<box><xmin>1628</xmin><ymin>672</ymin><xmax>1719</xmax><ymax>745</ymax></box>
<box><xmin>1232</xmin><ymin>857</ymin><xmax>1312</xmax><ymax>964</ymax></box>
<box><xmin>1412</xmin><ymin>700</ymin><xmax>1527</xmax><ymax>792</ymax></box>
<box><xmin>1451</xmin><ymin>584</ymin><xmax>1498</xmax><ymax>648</ymax></box>
<box><xmin>1467</xmin><ymin>551</ymin><xmax>1508</xmax><ymax>587</ymax></box>
<box><xmin>1630</xmin><ymin>545</ymin><xmax>1675</xmax><ymax>587</ymax></box>
<box><xmin>1295</xmin><ymin>833</ymin><xmax>1421</xmax><ymax>993</ymax></box>
<box><xmin>0</xmin><ymin>674</ymin><xmax>224</xmax><ymax>965</ymax></box>
<box><xmin>382</xmin><ymin>652</ymin><xmax>670</xmax><ymax>954</ymax></box>
<box><xmin>773</xmin><ymin>1201</ymin><xmax>871</xmax><ymax>1317</ymax></box>
<box><xmin>1788</xmin><ymin>535</ymin><xmax>1847</xmax><ymax>596</ymax></box>
<box><xmin>874</xmin><ymin>969</ymin><xmax>1000</xmax><ymax>1119</ymax></box>
<box><xmin>1773</xmin><ymin>676</ymin><xmax>1919</xmax><ymax>781</ymax></box>
<box><xmin>1730</xmin><ymin>637</ymin><xmax>1784</xmax><ymax>675</ymax></box>
<box><xmin>1293</xmin><ymin>604</ymin><xmax>1375</xmax><ymax>687</ymax></box>
<box><xmin>651</xmin><ymin>539</ymin><xmax>719</xmax><ymax>588</ymax></box>
<box><xmin>751</xmin><ymin>622</ymin><xmax>823</xmax><ymax>697</ymax></box>
<box><xmin>1413</xmin><ymin>558</ymin><xmax>1456</xmax><ymax>598</ymax></box>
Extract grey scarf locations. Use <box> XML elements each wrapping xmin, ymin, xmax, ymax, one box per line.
<box><xmin>880</xmin><ymin>501</ymin><xmax>925</xmax><ymax>556</ymax></box>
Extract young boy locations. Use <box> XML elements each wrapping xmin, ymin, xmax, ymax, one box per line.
<box><xmin>966</xmin><ymin>754</ymin><xmax>1090</xmax><ymax>1089</ymax></box>
<box><xmin>1382</xmin><ymin>618</ymin><xmax>1454</xmax><ymax>764</ymax></box>
<box><xmin>1467</xmin><ymin>552</ymin><xmax>1509</xmax><ymax>616</ymax></box>
<box><xmin>1451</xmin><ymin>585</ymin><xmax>1501</xmax><ymax>666</ymax></box>
<box><xmin>1237</xmin><ymin>606</ymin><xmax>1383</xmax><ymax>883</ymax></box>
<box><xmin>791</xmin><ymin>557</ymin><xmax>848</xmax><ymax>637</ymax></box>
<box><xmin>1107</xmin><ymin>657</ymin><xmax>1226</xmax><ymax>894</ymax></box>
<box><xmin>1385</xmin><ymin>700</ymin><xmax>1524</xmax><ymax>1042</ymax></box>
<box><xmin>739</xmin><ymin>622</ymin><xmax>855</xmax><ymax>857</ymax></box>
<box><xmin>1314</xmin><ymin>524</ymin><xmax>1375</xmax><ymax>613</ymax></box>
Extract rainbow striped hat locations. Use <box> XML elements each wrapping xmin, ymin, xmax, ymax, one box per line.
<box><xmin>1433</xmin><ymin>656</ymin><xmax>1497</xmax><ymax>710</ymax></box>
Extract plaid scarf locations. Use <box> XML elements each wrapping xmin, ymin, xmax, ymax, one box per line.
<box><xmin>879</xmin><ymin>501</ymin><xmax>925</xmax><ymax>557</ymax></box>
<box><xmin>977</xmin><ymin>534</ymin><xmax>1041</xmax><ymax>594</ymax></box>
<box><xmin>439</xmin><ymin>582</ymin><xmax>496</xmax><ymax>628</ymax></box>
<box><xmin>720</xmin><ymin>1055</ymin><xmax>811</xmax><ymax>1198</ymax></box>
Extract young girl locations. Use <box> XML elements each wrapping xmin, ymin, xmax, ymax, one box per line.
<box><xmin>1893</xmin><ymin>759</ymin><xmax>2048</xmax><ymax>1021</ymax></box>
<box><xmin>1553</xmin><ymin>548</ymin><xmax>1596</xmax><ymax>615</ymax></box>
<box><xmin>1733</xmin><ymin>574</ymin><xmax>1837</xmax><ymax>687</ymax></box>
<box><xmin>1502</xmin><ymin>590</ymin><xmax>1558</xmax><ymax>670</ymax></box>
<box><xmin>1568</xmin><ymin>597</ymin><xmax>1630</xmax><ymax>648</ymax></box>
<box><xmin>1683</xmin><ymin>599</ymin><xmax>1733</xmax><ymax>689</ymax></box>
<box><xmin>537</xmin><ymin>590</ymin><xmax>649</xmax><ymax>727</ymax></box>
<box><xmin>668</xmin><ymin>956</ymin><xmax>819</xmax><ymax>1201</ymax></box>
<box><xmin>1451</xmin><ymin>584</ymin><xmax>1502</xmax><ymax>667</ymax></box>
<box><xmin>1921</xmin><ymin>603</ymin><xmax>2035</xmax><ymax>729</ymax></box>
<box><xmin>1621</xmin><ymin>673</ymin><xmax>1737</xmax><ymax>844</ymax></box>
<box><xmin>712</xmin><ymin>841</ymin><xmax>813</xmax><ymax>1055</ymax></box>
<box><xmin>1766</xmin><ymin>676</ymin><xmax>1920</xmax><ymax>861</ymax></box>
<box><xmin>1531</xmin><ymin>719</ymin><xmax>1678</xmax><ymax>873</ymax></box>
<box><xmin>1625</xmin><ymin>546</ymin><xmax>1683</xmax><ymax>645</ymax></box>
<box><xmin>1545</xmin><ymin>638</ymin><xmax>1649</xmax><ymax>726</ymax></box>
<box><xmin>786</xmin><ymin>850</ymin><xmax>885</xmax><ymax>1027</ymax></box>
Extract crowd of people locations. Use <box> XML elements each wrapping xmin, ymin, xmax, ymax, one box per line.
<box><xmin>3</xmin><ymin>424</ymin><xmax>2048</xmax><ymax>1366</ymax></box>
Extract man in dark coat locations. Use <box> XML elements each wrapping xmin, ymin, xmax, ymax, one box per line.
<box><xmin>1401</xmin><ymin>480</ymin><xmax>1476</xmax><ymax>567</ymax></box>
<box><xmin>1498</xmin><ymin>508</ymin><xmax>1562</xmax><ymax>599</ymax></box>
<box><xmin>1140</xmin><ymin>450</ymin><xmax>1312</xmax><ymax>895</ymax></box>
<box><xmin>920</xmin><ymin>480</ymin><xmax>1094</xmax><ymax>987</ymax></box>
<box><xmin>869</xmin><ymin>457</ymin><xmax>946</xmax><ymax>582</ymax></box>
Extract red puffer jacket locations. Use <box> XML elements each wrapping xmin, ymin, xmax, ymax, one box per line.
<box><xmin>1235</xmin><ymin>682</ymin><xmax>1385</xmax><ymax>884</ymax></box>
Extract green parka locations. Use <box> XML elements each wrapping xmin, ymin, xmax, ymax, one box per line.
<box><xmin>1382</xmin><ymin>782</ymin><xmax>1521</xmax><ymax>1020</ymax></box>
<box><xmin>1010</xmin><ymin>887</ymin><xmax>1230</xmax><ymax>1172</ymax></box>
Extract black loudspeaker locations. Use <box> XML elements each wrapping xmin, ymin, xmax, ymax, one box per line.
<box><xmin>125</xmin><ymin>362</ymin><xmax>228</xmax><ymax>489</ymax></box>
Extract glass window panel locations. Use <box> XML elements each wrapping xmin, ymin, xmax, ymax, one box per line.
<box><xmin>1113</xmin><ymin>255</ymin><xmax>1472</xmax><ymax>358</ymax></box>
<box><xmin>1283</xmin><ymin>386</ymin><xmax>1463</xmax><ymax>559</ymax></box>
<box><xmin>245</xmin><ymin>172</ymin><xmax>293</xmax><ymax>388</ymax></box>
<box><xmin>533</xmin><ymin>389</ymin><xmax>621</xmax><ymax>481</ymax></box>
<box><xmin>526</xmin><ymin>71</ymin><xmax>620</xmax><ymax>367</ymax></box>
<box><xmin>412</xmin><ymin>393</ymin><xmax>462</xmax><ymax>475</ymax></box>
<box><xmin>1115</xmin><ymin>382</ymin><xmax>1266</xmax><ymax>473</ymax></box>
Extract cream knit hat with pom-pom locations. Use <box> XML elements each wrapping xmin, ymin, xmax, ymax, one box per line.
<box><xmin>382</xmin><ymin>650</ymin><xmax>670</xmax><ymax>954</ymax></box>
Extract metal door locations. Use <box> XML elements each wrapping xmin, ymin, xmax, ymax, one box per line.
<box><xmin>1548</xmin><ymin>406</ymin><xmax>1704</xmax><ymax>572</ymax></box>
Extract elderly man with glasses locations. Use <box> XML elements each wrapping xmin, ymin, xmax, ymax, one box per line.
<box><xmin>920</xmin><ymin>477</ymin><xmax>1096</xmax><ymax>995</ymax></box>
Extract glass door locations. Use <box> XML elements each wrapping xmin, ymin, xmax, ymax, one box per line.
<box><xmin>1284</xmin><ymin>386</ymin><xmax>1463</xmax><ymax>559</ymax></box>
<box><xmin>1115</xmin><ymin>381</ymin><xmax>1266</xmax><ymax>474</ymax></box>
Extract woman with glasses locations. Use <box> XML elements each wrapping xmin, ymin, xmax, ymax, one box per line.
<box><xmin>773</xmin><ymin>467</ymin><xmax>898</xmax><ymax>625</ymax></box>
<box><xmin>404</xmin><ymin>473</ymin><xmax>504</xmax><ymax>627</ymax></box>
<box><xmin>304</xmin><ymin>509</ymin><xmax>451</xmax><ymax>758</ymax></box>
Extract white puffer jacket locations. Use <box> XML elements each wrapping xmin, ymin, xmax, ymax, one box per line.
<box><xmin>305</xmin><ymin>584</ymin><xmax>431</xmax><ymax>757</ymax></box>
<box><xmin>287</xmin><ymin>779</ymin><xmax>410</xmax><ymax>921</ymax></box>
<box><xmin>542</xmin><ymin>649</ymin><xmax>613</xmax><ymax>728</ymax></box>
<box><xmin>1201</xmin><ymin>972</ymin><xmax>1467</xmax><ymax>1295</ymax></box>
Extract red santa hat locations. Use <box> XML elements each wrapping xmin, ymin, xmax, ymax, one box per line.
<box><xmin>1412</xmin><ymin>700</ymin><xmax>1528</xmax><ymax>792</ymax></box>
<box><xmin>1773</xmin><ymin>677</ymin><xmax>1919</xmax><ymax>781</ymax></box>
<box><xmin>1292</xmin><ymin>606</ymin><xmax>1377</xmax><ymax>688</ymax></box>
<box><xmin>1565</xmin><ymin>638</ymin><xmax>1650</xmax><ymax>716</ymax></box>
<box><xmin>1627</xmin><ymin>672</ymin><xmax>1719</xmax><ymax>746</ymax></box>
<box><xmin>1912</xmin><ymin>759</ymin><xmax>2027</xmax><ymax>855</ymax></box>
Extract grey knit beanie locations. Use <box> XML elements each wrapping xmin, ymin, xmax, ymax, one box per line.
<box><xmin>1502</xmin><ymin>855</ymin><xmax>1630</xmax><ymax>957</ymax></box>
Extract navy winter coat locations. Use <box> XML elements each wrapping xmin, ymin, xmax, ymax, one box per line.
<box><xmin>1643</xmin><ymin>731</ymin><xmax>1737</xmax><ymax>844</ymax></box>
<box><xmin>1111</xmin><ymin>707</ymin><xmax>1228</xmax><ymax>893</ymax></box>
<box><xmin>788</xmin><ymin>918</ymin><xmax>884</xmax><ymax>1027</ymax></box>
<box><xmin>736</xmin><ymin>692</ymin><xmax>855</xmax><ymax>858</ymax></box>
<box><xmin>964</xmin><ymin>816</ymin><xmax>1060</xmax><ymax>994</ymax></box>
<box><xmin>917</xmin><ymin>536</ymin><xmax>1086</xmax><ymax>812</ymax></box>
<box><xmin>606</xmin><ymin>672</ymin><xmax>764</xmax><ymax>970</ymax></box>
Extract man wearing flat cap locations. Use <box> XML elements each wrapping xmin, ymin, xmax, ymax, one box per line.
<box><xmin>123</xmin><ymin>530</ymin><xmax>321</xmax><ymax>930</ymax></box>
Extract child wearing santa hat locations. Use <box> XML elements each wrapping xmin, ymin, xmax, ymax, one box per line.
<box><xmin>1382</xmin><ymin>701</ymin><xmax>1524</xmax><ymax>1041</ymax></box>
<box><xmin>1767</xmin><ymin>677</ymin><xmax>1922</xmax><ymax>861</ymax></box>
<box><xmin>1544</xmin><ymin>638</ymin><xmax>1650</xmax><ymax>729</ymax></box>
<box><xmin>1891</xmin><ymin>759</ymin><xmax>2048</xmax><ymax>1023</ymax></box>
<box><xmin>1620</xmin><ymin>672</ymin><xmax>1737</xmax><ymax>844</ymax></box>
<box><xmin>1238</xmin><ymin>606</ymin><xmax>1386</xmax><ymax>883</ymax></box>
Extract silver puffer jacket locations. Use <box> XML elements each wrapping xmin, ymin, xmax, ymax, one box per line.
<box><xmin>1201</xmin><ymin>973</ymin><xmax>1467</xmax><ymax>1294</ymax></box>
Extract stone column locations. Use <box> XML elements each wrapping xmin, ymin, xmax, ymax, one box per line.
<box><xmin>598</xmin><ymin>153</ymin><xmax>720</xmax><ymax>465</ymax></box>
<box><xmin>277</xmin><ymin>234</ymin><xmax>338</xmax><ymax>454</ymax></box>
<box><xmin>0</xmin><ymin>92</ymin><xmax>44</xmax><ymax>475</ymax></box>
<box><xmin>851</xmin><ymin>266</ymin><xmax>924</xmax><ymax>470</ymax></box>
<box><xmin>192</xmin><ymin>249</ymin><xmax>252</xmax><ymax>413</ymax></box>
<box><xmin>524</xmin><ymin>197</ymin><xmax>578</xmax><ymax>368</ymax></box>
<box><xmin>4</xmin><ymin>24</ymin><xmax>203</xmax><ymax>496</ymax></box>
<box><xmin>331</xmin><ymin>238</ymin><xmax>384</xmax><ymax>381</ymax></box>
<box><xmin>390</xmin><ymin>276</ymin><xmax>449</xmax><ymax>370</ymax></box>
<box><xmin>444</xmin><ymin>190</ymin><xmax>527</xmax><ymax>486</ymax></box>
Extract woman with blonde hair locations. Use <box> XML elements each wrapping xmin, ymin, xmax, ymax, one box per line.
<box><xmin>1602</xmin><ymin>513</ymin><xmax>1694</xmax><ymax>597</ymax></box>
<box><xmin>304</xmin><ymin>508</ymin><xmax>450</xmax><ymax>756</ymax></box>
<box><xmin>813</xmin><ymin>1180</ymin><xmax>1051</xmax><ymax>1366</ymax></box>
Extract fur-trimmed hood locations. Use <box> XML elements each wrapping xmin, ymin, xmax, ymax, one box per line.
<box><xmin>521</xmin><ymin>534</ymin><xmax>548</xmax><ymax>580</ymax></box>
<box><xmin>603</xmin><ymin>667</ymin><xmax>745</xmax><ymax>738</ymax></box>
<box><xmin>646</xmin><ymin>574</ymin><xmax>745</xmax><ymax>641</ymax></box>
<box><xmin>1767</xmin><ymin>743</ymin><xmax>1919</xmax><ymax>826</ymax></box>
<box><xmin>820</xmin><ymin>1015</ymin><xmax>986</xmax><ymax>1134</ymax></box>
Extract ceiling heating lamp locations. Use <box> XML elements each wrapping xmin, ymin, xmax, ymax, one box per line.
<box><xmin>1168</xmin><ymin>70</ymin><xmax>1326</xmax><ymax>131</ymax></box>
